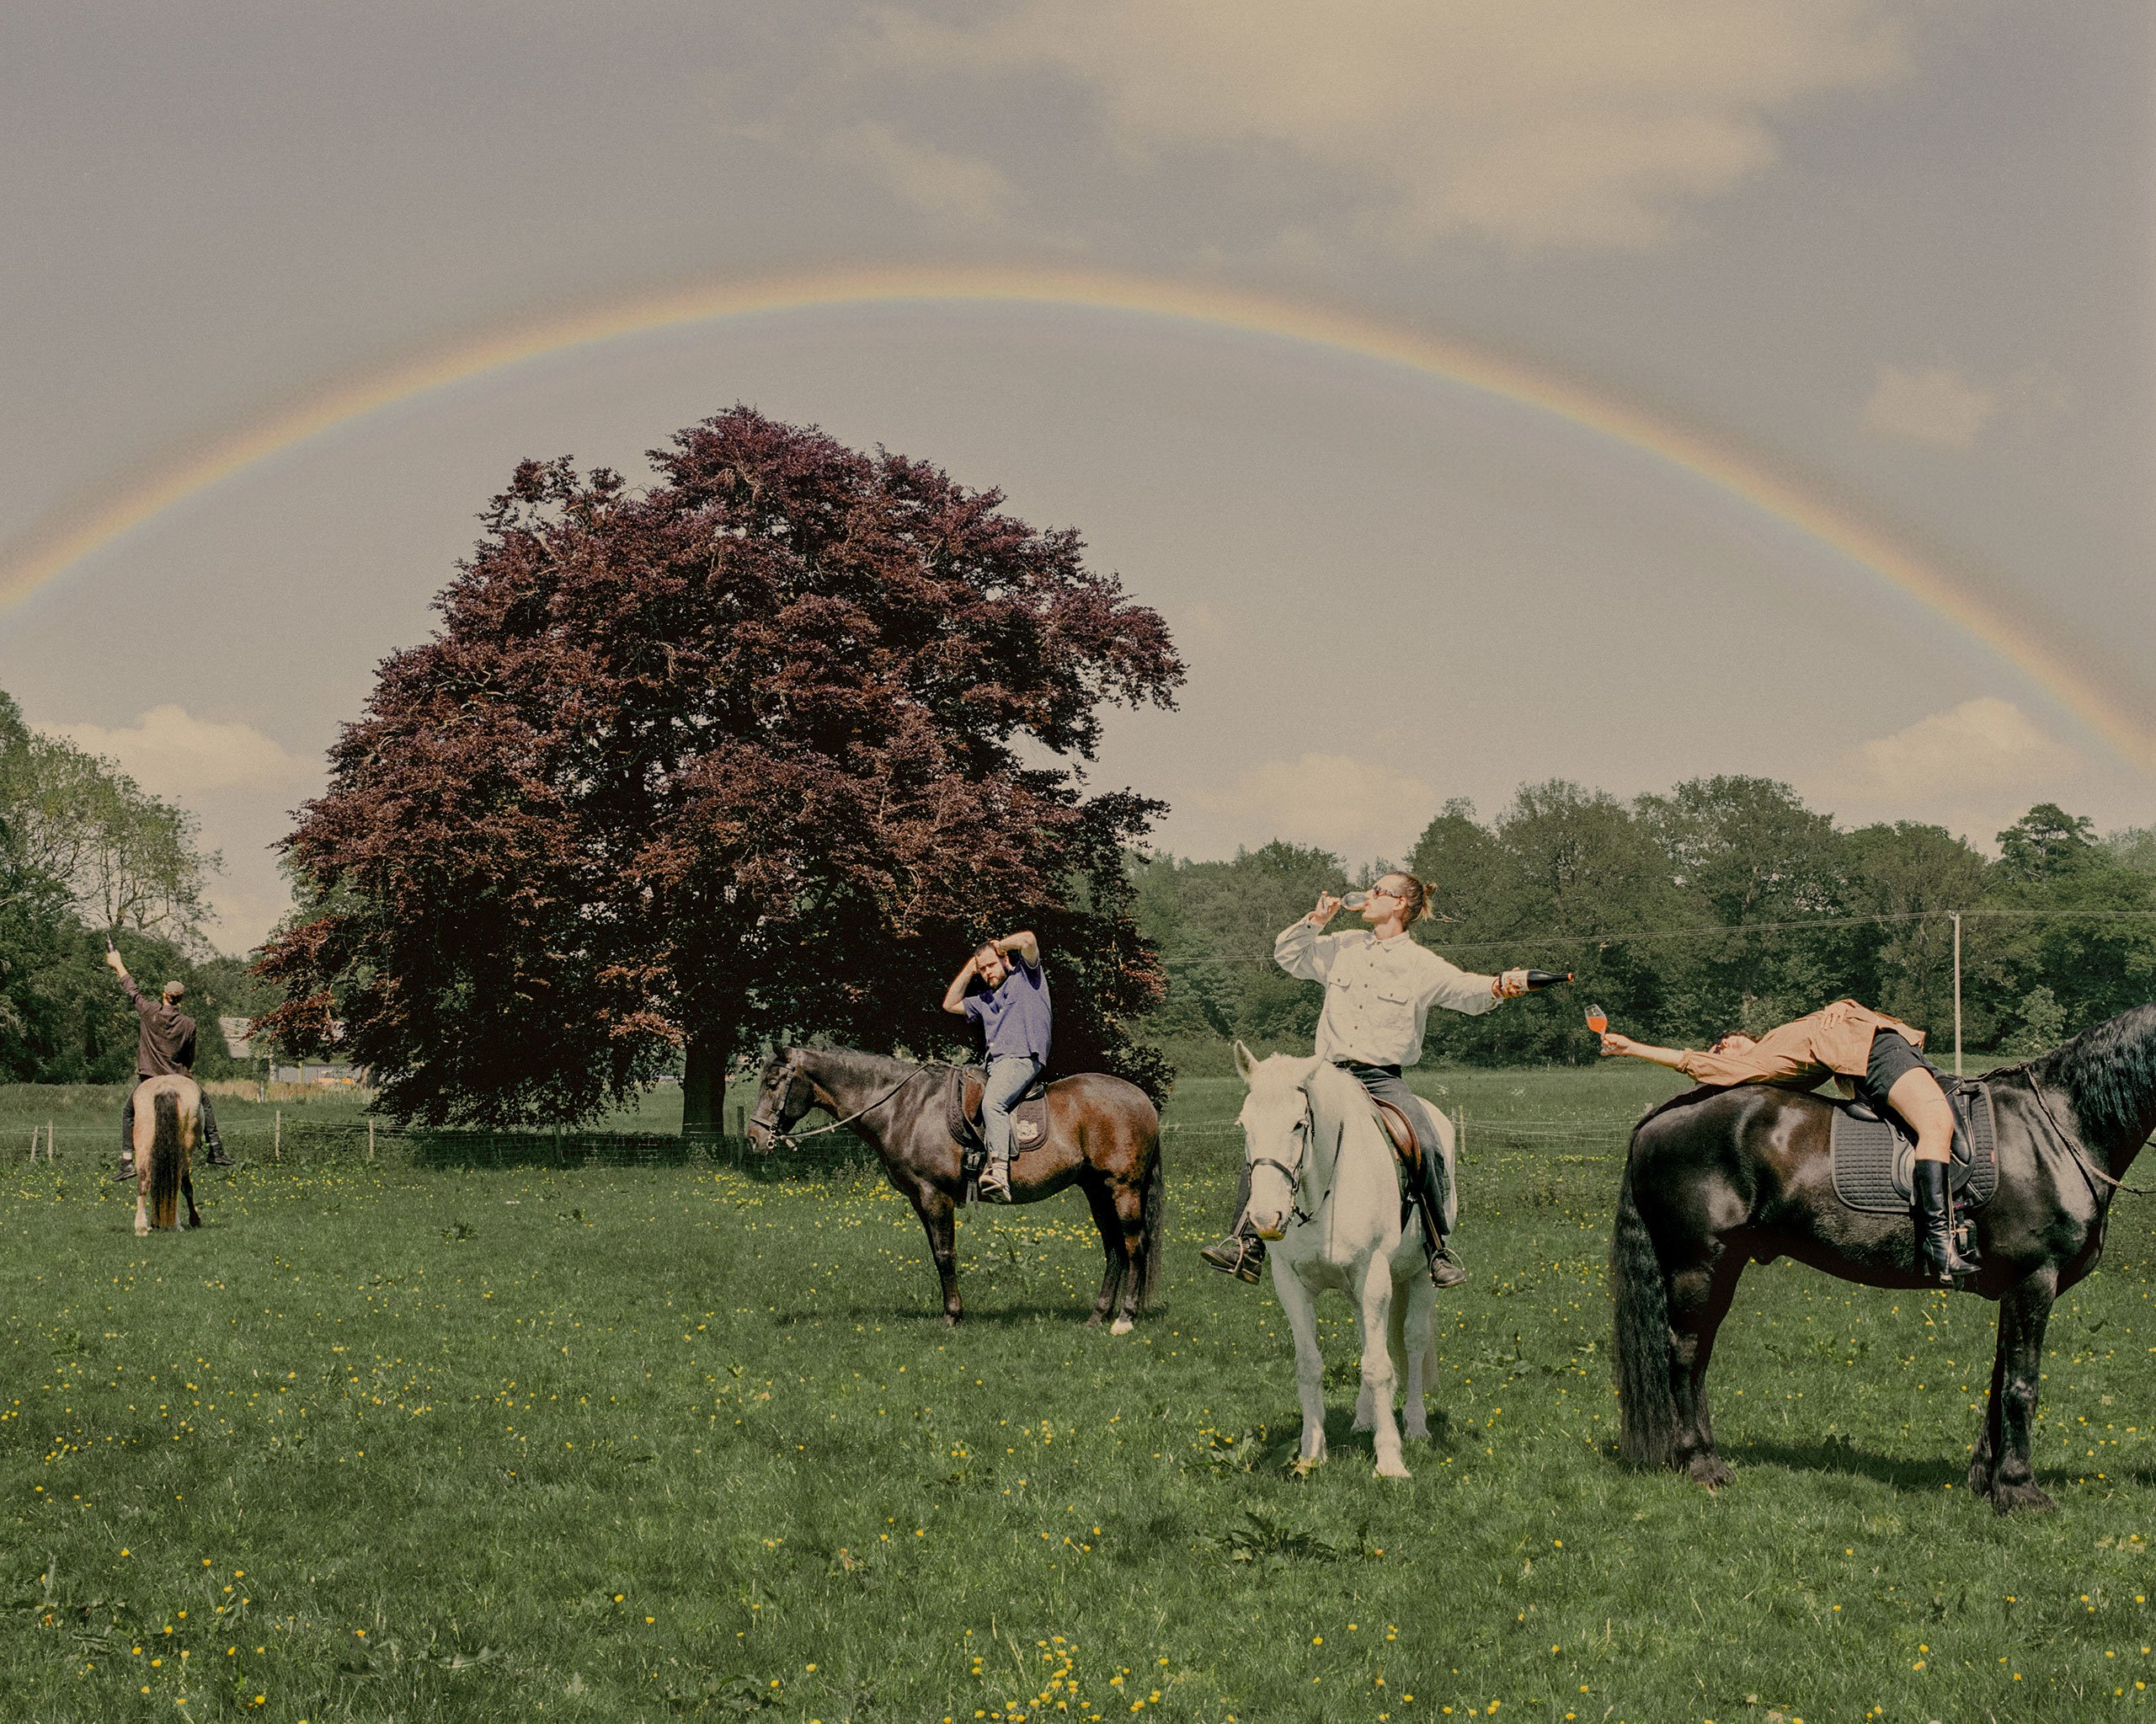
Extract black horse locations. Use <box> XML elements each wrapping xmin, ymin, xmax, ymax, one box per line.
<box><xmin>1612</xmin><ymin>1002</ymin><xmax>2156</xmax><ymax>1512</ymax></box>
<box><xmin>747</xmin><ymin>1045</ymin><xmax>1165</xmax><ymax>1330</ymax></box>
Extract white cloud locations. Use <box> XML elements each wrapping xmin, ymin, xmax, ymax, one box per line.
<box><xmin>1181</xmin><ymin>750</ymin><xmax>1436</xmax><ymax>862</ymax></box>
<box><xmin>1812</xmin><ymin>697</ymin><xmax>2081</xmax><ymax>817</ymax></box>
<box><xmin>49</xmin><ymin>705</ymin><xmax>307</xmax><ymax>798</ymax></box>
<box><xmin>1863</xmin><ymin>365</ymin><xmax>1999</xmax><ymax>448</ymax></box>
<box><xmin>832</xmin><ymin>120</ymin><xmax>1018</xmax><ymax>225</ymax></box>
<box><xmin>870</xmin><ymin>0</ymin><xmax>1908</xmax><ymax>250</ymax></box>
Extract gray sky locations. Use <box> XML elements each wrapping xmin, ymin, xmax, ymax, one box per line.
<box><xmin>1</xmin><ymin>1</ymin><xmax>2148</xmax><ymax>948</ymax></box>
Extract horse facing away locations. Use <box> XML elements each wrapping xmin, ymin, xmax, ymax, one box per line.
<box><xmin>1613</xmin><ymin>1002</ymin><xmax>2156</xmax><ymax>1512</ymax></box>
<box><xmin>748</xmin><ymin>1046</ymin><xmax>1164</xmax><ymax>1330</ymax></box>
<box><xmin>1234</xmin><ymin>1043</ymin><xmax>1438</xmax><ymax>1478</ymax></box>
<box><xmin>130</xmin><ymin>1073</ymin><xmax>205</xmax><ymax>1237</ymax></box>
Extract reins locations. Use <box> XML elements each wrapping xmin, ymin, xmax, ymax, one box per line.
<box><xmin>1248</xmin><ymin>1089</ymin><xmax>1342</xmax><ymax>1233</ymax></box>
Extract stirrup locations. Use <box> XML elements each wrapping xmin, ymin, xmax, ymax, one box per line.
<box><xmin>1200</xmin><ymin>1234</ymin><xmax>1265</xmax><ymax>1284</ymax></box>
<box><xmin>1428</xmin><ymin>1241</ymin><xmax>1467</xmax><ymax>1289</ymax></box>
<box><xmin>977</xmin><ymin>1162</ymin><xmax>1013</xmax><ymax>1204</ymax></box>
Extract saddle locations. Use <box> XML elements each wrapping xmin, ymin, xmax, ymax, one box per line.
<box><xmin>1829</xmin><ymin>1078</ymin><xmax>1998</xmax><ymax>1214</ymax></box>
<box><xmin>945</xmin><ymin>1065</ymin><xmax>1051</xmax><ymax>1196</ymax></box>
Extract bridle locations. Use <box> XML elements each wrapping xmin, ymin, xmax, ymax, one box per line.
<box><xmin>1246</xmin><ymin>1086</ymin><xmax>1340</xmax><ymax>1230</ymax></box>
<box><xmin>2004</xmin><ymin>1060</ymin><xmax>2153</xmax><ymax>1200</ymax></box>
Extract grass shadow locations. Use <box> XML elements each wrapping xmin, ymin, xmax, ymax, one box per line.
<box><xmin>1738</xmin><ymin>1435</ymin><xmax>1967</xmax><ymax>1492</ymax></box>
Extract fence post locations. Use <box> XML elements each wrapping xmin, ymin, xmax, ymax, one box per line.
<box><xmin>46</xmin><ymin>1120</ymin><xmax>53</xmax><ymax>1164</ymax></box>
<box><xmin>274</xmin><ymin>1109</ymin><xmax>281</xmax><ymax>1162</ymax></box>
<box><xmin>367</xmin><ymin>1118</ymin><xmax>376</xmax><ymax>1161</ymax></box>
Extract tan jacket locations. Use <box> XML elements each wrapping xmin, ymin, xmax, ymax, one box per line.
<box><xmin>1674</xmin><ymin>998</ymin><xmax>1924</xmax><ymax>1090</ymax></box>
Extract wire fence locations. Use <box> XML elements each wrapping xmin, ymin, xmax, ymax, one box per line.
<box><xmin>7</xmin><ymin>1117</ymin><xmax>878</xmax><ymax>1178</ymax></box>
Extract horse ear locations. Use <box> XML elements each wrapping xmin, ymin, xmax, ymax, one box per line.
<box><xmin>1233</xmin><ymin>1039</ymin><xmax>1257</xmax><ymax>1082</ymax></box>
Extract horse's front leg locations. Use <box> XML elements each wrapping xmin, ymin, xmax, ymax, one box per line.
<box><xmin>1967</xmin><ymin>1317</ymin><xmax>2010</xmax><ymax>1498</ymax></box>
<box><xmin>905</xmin><ymin>1182</ymin><xmax>963</xmax><ymax>1326</ymax></box>
<box><xmin>1396</xmin><ymin>1272</ymin><xmax>1436</xmax><ymax>1443</ymax></box>
<box><xmin>1987</xmin><ymin>1269</ymin><xmax>2058</xmax><ymax>1514</ymax></box>
<box><xmin>1353</xmin><ymin>1256</ymin><xmax>1407</xmax><ymax>1478</ymax></box>
<box><xmin>1270</xmin><ymin>1260</ymin><xmax>1328</xmax><ymax>1474</ymax></box>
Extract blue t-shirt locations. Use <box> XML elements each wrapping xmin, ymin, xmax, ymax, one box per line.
<box><xmin>963</xmin><ymin>953</ymin><xmax>1052</xmax><ymax>1062</ymax></box>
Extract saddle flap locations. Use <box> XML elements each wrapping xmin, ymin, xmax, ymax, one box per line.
<box><xmin>1370</xmin><ymin>1098</ymin><xmax>1421</xmax><ymax>1174</ymax></box>
<box><xmin>1830</xmin><ymin>1081</ymin><xmax>1998</xmax><ymax>1214</ymax></box>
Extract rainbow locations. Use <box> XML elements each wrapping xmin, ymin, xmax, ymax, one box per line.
<box><xmin>5</xmin><ymin>263</ymin><xmax>2146</xmax><ymax>765</ymax></box>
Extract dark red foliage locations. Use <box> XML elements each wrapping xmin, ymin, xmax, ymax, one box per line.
<box><xmin>256</xmin><ymin>408</ymin><xmax>1184</xmax><ymax>1128</ymax></box>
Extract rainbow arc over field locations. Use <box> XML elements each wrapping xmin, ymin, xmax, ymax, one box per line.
<box><xmin>5</xmin><ymin>263</ymin><xmax>2147</xmax><ymax>765</ymax></box>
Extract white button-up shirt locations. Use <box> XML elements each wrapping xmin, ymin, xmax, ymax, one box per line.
<box><xmin>1275</xmin><ymin>918</ymin><xmax>1500</xmax><ymax>1067</ymax></box>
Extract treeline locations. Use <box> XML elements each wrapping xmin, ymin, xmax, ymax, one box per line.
<box><xmin>0</xmin><ymin>693</ymin><xmax>259</xmax><ymax>1082</ymax></box>
<box><xmin>1130</xmin><ymin>777</ymin><xmax>2156</xmax><ymax>1065</ymax></box>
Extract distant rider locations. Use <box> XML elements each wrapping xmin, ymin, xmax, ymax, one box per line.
<box><xmin>1202</xmin><ymin>872</ymin><xmax>1530</xmax><ymax>1287</ymax></box>
<box><xmin>106</xmin><ymin>944</ymin><xmax>233</xmax><ymax>1178</ymax></box>
<box><xmin>941</xmin><ymin>931</ymin><xmax>1050</xmax><ymax>1204</ymax></box>
<box><xmin>1598</xmin><ymin>998</ymin><xmax>1979</xmax><ymax>1285</ymax></box>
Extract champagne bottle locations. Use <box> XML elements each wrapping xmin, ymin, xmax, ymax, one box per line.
<box><xmin>1339</xmin><ymin>891</ymin><xmax>1368</xmax><ymax>909</ymax></box>
<box><xmin>1522</xmin><ymin>969</ymin><xmax>1572</xmax><ymax>990</ymax></box>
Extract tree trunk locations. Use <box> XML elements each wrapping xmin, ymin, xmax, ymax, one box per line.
<box><xmin>680</xmin><ymin>1023</ymin><xmax>737</xmax><ymax>1138</ymax></box>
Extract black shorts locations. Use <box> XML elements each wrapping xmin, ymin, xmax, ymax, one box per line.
<box><xmin>1858</xmin><ymin>1027</ymin><xmax>1932</xmax><ymax>1114</ymax></box>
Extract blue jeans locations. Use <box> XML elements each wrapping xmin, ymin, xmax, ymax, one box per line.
<box><xmin>983</xmin><ymin>1054</ymin><xmax>1043</xmax><ymax>1164</ymax></box>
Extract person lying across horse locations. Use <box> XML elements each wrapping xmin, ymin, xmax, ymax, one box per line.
<box><xmin>941</xmin><ymin>928</ymin><xmax>1050</xmax><ymax>1204</ymax></box>
<box><xmin>1202</xmin><ymin>870</ymin><xmax>1532</xmax><ymax>1288</ymax></box>
<box><xmin>1598</xmin><ymin>997</ymin><xmax>1979</xmax><ymax>1285</ymax></box>
<box><xmin>104</xmin><ymin>943</ymin><xmax>233</xmax><ymax>1179</ymax></box>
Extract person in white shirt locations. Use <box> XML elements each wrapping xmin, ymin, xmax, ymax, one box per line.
<box><xmin>1203</xmin><ymin>870</ymin><xmax>1529</xmax><ymax>1287</ymax></box>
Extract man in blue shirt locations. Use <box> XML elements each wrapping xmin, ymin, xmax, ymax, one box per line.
<box><xmin>942</xmin><ymin>931</ymin><xmax>1050</xmax><ymax>1203</ymax></box>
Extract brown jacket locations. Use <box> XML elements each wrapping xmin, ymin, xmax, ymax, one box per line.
<box><xmin>1674</xmin><ymin>998</ymin><xmax>1924</xmax><ymax>1090</ymax></box>
<box><xmin>122</xmin><ymin>976</ymin><xmax>197</xmax><ymax>1078</ymax></box>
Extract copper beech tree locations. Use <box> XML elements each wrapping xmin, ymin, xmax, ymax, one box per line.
<box><xmin>257</xmin><ymin>409</ymin><xmax>1184</xmax><ymax>1129</ymax></box>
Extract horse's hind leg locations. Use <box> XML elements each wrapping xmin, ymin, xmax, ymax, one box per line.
<box><xmin>182</xmin><ymin>1168</ymin><xmax>202</xmax><ymax>1230</ymax></box>
<box><xmin>1668</xmin><ymin>1251</ymin><xmax>1744</xmax><ymax>1488</ymax></box>
<box><xmin>1397</xmin><ymin>1276</ymin><xmax>1436</xmax><ymax>1442</ymax></box>
<box><xmin>1079</xmin><ymin>1178</ymin><xmax>1129</xmax><ymax>1330</ymax></box>
<box><xmin>1089</xmin><ymin>1176</ymin><xmax>1148</xmax><ymax>1336</ymax></box>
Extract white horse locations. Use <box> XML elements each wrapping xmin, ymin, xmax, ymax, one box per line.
<box><xmin>1233</xmin><ymin>1042</ymin><xmax>1438</xmax><ymax>1478</ymax></box>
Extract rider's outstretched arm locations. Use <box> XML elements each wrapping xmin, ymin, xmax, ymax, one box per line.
<box><xmin>1598</xmin><ymin>1033</ymin><xmax>1694</xmax><ymax>1073</ymax></box>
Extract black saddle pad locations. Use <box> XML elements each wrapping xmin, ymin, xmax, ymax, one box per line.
<box><xmin>944</xmin><ymin>1065</ymin><xmax>1050</xmax><ymax>1164</ymax></box>
<box><xmin>1830</xmin><ymin>1080</ymin><xmax>1997</xmax><ymax>1214</ymax></box>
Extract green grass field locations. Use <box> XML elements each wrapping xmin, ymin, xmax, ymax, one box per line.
<box><xmin>3</xmin><ymin>1060</ymin><xmax>2155</xmax><ymax>1722</ymax></box>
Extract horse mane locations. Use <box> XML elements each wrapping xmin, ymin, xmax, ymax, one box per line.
<box><xmin>784</xmin><ymin>1043</ymin><xmax>919</xmax><ymax>1087</ymax></box>
<box><xmin>2022</xmin><ymin>1002</ymin><xmax>2156</xmax><ymax>1152</ymax></box>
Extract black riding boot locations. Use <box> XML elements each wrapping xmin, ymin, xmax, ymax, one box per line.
<box><xmin>1417</xmin><ymin>1150</ymin><xmax>1466</xmax><ymax>1288</ymax></box>
<box><xmin>1913</xmin><ymin>1159</ymin><xmax>1979</xmax><ymax>1286</ymax></box>
<box><xmin>200</xmin><ymin>1095</ymin><xmax>235</xmax><ymax>1166</ymax></box>
<box><xmin>115</xmin><ymin>1093</ymin><xmax>138</xmax><ymax>1180</ymax></box>
<box><xmin>1199</xmin><ymin>1164</ymin><xmax>1267</xmax><ymax>1283</ymax></box>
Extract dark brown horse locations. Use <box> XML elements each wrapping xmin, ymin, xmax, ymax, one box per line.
<box><xmin>1613</xmin><ymin>1002</ymin><xmax>2156</xmax><ymax>1512</ymax></box>
<box><xmin>746</xmin><ymin>1046</ymin><xmax>1164</xmax><ymax>1330</ymax></box>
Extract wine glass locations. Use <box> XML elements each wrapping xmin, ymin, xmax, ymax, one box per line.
<box><xmin>1585</xmin><ymin>1004</ymin><xmax>1609</xmax><ymax>1036</ymax></box>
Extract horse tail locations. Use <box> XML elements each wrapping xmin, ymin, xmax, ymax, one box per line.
<box><xmin>1610</xmin><ymin>1149</ymin><xmax>1678</xmax><ymax>1470</ymax></box>
<box><xmin>148</xmin><ymin>1090</ymin><xmax>184</xmax><ymax>1230</ymax></box>
<box><xmin>1134</xmin><ymin>1118</ymin><xmax>1166</xmax><ymax>1311</ymax></box>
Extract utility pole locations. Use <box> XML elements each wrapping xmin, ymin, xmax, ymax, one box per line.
<box><xmin>1951</xmin><ymin>910</ymin><xmax>1963</xmax><ymax>1077</ymax></box>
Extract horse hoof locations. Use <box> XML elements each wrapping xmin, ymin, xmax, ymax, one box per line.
<box><xmin>1686</xmin><ymin>1454</ymin><xmax>1734</xmax><ymax>1490</ymax></box>
<box><xmin>1110</xmin><ymin>1317</ymin><xmax>1134</xmax><ymax>1336</ymax></box>
<box><xmin>1374</xmin><ymin>1459</ymin><xmax>1411</xmax><ymax>1481</ymax></box>
<box><xmin>1291</xmin><ymin>1455</ymin><xmax>1323</xmax><ymax>1477</ymax></box>
<box><xmin>1403</xmin><ymin>1418</ymin><xmax>1430</xmax><ymax>1444</ymax></box>
<box><xmin>1990</xmin><ymin>1481</ymin><xmax>2056</xmax><ymax>1515</ymax></box>
<box><xmin>943</xmin><ymin>1312</ymin><xmax>962</xmax><ymax>1327</ymax></box>
<box><xmin>1966</xmin><ymin>1462</ymin><xmax>1993</xmax><ymax>1496</ymax></box>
